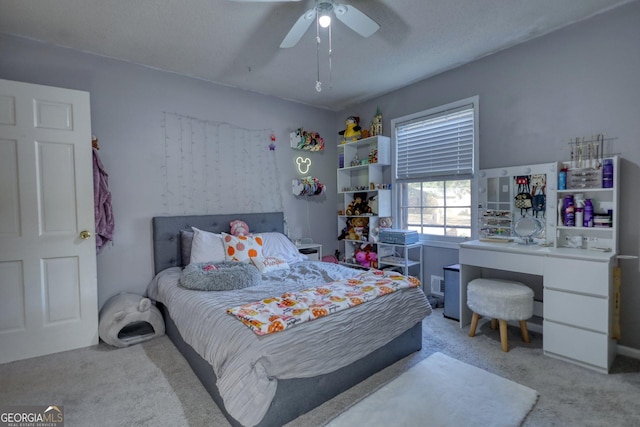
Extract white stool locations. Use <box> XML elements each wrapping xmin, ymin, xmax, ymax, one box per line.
<box><xmin>467</xmin><ymin>278</ymin><xmax>534</xmax><ymax>352</ymax></box>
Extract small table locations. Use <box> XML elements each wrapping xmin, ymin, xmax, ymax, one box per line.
<box><xmin>295</xmin><ymin>243</ymin><xmax>322</xmax><ymax>261</ymax></box>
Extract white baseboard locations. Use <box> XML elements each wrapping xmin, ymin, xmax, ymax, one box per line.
<box><xmin>617</xmin><ymin>344</ymin><xmax>640</xmax><ymax>360</ymax></box>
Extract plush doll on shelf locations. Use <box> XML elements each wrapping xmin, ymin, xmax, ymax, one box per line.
<box><xmin>339</xmin><ymin>116</ymin><xmax>362</xmax><ymax>143</ymax></box>
<box><xmin>355</xmin><ymin>243</ymin><xmax>378</xmax><ymax>268</ymax></box>
<box><xmin>346</xmin><ymin>192</ymin><xmax>372</xmax><ymax>216</ymax></box>
<box><xmin>230</xmin><ymin>220</ymin><xmax>249</xmax><ymax>236</ymax></box>
<box><xmin>378</xmin><ymin>217</ymin><xmax>393</xmax><ymax>229</ymax></box>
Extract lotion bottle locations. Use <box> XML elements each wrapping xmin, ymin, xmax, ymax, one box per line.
<box><xmin>584</xmin><ymin>199</ymin><xmax>594</xmax><ymax>227</ymax></box>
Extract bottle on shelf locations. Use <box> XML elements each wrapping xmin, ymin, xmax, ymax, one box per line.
<box><xmin>584</xmin><ymin>198</ymin><xmax>594</xmax><ymax>227</ymax></box>
<box><xmin>602</xmin><ymin>159</ymin><xmax>614</xmax><ymax>188</ymax></box>
<box><xmin>563</xmin><ymin>194</ymin><xmax>575</xmax><ymax>226</ymax></box>
<box><xmin>559</xmin><ymin>168</ymin><xmax>567</xmax><ymax>190</ymax></box>
<box><xmin>575</xmin><ymin>194</ymin><xmax>584</xmax><ymax>228</ymax></box>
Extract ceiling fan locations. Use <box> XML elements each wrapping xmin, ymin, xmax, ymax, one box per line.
<box><xmin>231</xmin><ymin>0</ymin><xmax>380</xmax><ymax>48</ymax></box>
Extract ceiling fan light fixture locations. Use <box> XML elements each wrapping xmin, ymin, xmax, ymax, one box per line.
<box><xmin>317</xmin><ymin>2</ymin><xmax>333</xmax><ymax>28</ymax></box>
<box><xmin>318</xmin><ymin>14</ymin><xmax>331</xmax><ymax>28</ymax></box>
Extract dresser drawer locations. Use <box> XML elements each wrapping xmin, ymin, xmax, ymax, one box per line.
<box><xmin>544</xmin><ymin>257</ymin><xmax>610</xmax><ymax>296</ymax></box>
<box><xmin>544</xmin><ymin>320</ymin><xmax>610</xmax><ymax>369</ymax></box>
<box><xmin>544</xmin><ymin>289</ymin><xmax>609</xmax><ymax>333</ymax></box>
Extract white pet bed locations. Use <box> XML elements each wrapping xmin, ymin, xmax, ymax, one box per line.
<box><xmin>99</xmin><ymin>292</ymin><xmax>165</xmax><ymax>348</ymax></box>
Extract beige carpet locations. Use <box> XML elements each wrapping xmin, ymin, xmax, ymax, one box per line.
<box><xmin>2</xmin><ymin>309</ymin><xmax>639</xmax><ymax>427</ymax></box>
<box><xmin>326</xmin><ymin>352</ymin><xmax>538</xmax><ymax>427</ymax></box>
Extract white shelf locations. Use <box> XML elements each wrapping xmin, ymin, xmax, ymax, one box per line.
<box><xmin>337</xmin><ymin>136</ymin><xmax>393</xmax><ymax>270</ymax></box>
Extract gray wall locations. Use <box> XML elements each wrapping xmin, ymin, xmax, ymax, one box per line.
<box><xmin>345</xmin><ymin>1</ymin><xmax>640</xmax><ymax>349</ymax></box>
<box><xmin>0</xmin><ymin>34</ymin><xmax>341</xmax><ymax>308</ymax></box>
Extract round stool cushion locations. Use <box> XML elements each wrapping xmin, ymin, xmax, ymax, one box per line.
<box><xmin>467</xmin><ymin>278</ymin><xmax>533</xmax><ymax>320</ymax></box>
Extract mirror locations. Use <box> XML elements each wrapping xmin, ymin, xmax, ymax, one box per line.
<box><xmin>514</xmin><ymin>216</ymin><xmax>543</xmax><ymax>245</ymax></box>
<box><xmin>478</xmin><ymin>162</ymin><xmax>557</xmax><ymax>243</ymax></box>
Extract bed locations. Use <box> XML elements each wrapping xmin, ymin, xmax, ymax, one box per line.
<box><xmin>147</xmin><ymin>212</ymin><xmax>431</xmax><ymax>427</ymax></box>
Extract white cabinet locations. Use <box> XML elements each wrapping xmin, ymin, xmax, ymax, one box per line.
<box><xmin>337</xmin><ymin>136</ymin><xmax>391</xmax><ymax>269</ymax></box>
<box><xmin>542</xmin><ymin>255</ymin><xmax>615</xmax><ymax>372</ymax></box>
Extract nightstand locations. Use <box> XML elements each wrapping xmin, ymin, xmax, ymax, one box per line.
<box><xmin>295</xmin><ymin>243</ymin><xmax>323</xmax><ymax>261</ymax></box>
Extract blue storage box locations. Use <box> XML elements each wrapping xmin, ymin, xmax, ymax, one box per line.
<box><xmin>378</xmin><ymin>229</ymin><xmax>419</xmax><ymax>245</ymax></box>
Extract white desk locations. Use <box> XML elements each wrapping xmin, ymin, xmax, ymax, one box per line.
<box><xmin>459</xmin><ymin>240</ymin><xmax>616</xmax><ymax>373</ymax></box>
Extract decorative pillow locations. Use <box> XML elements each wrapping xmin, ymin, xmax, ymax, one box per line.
<box><xmin>259</xmin><ymin>232</ymin><xmax>307</xmax><ymax>264</ymax></box>
<box><xmin>251</xmin><ymin>256</ymin><xmax>290</xmax><ymax>273</ymax></box>
<box><xmin>222</xmin><ymin>233</ymin><xmax>264</xmax><ymax>263</ymax></box>
<box><xmin>180</xmin><ymin>230</ymin><xmax>194</xmax><ymax>267</ymax></box>
<box><xmin>189</xmin><ymin>227</ymin><xmax>226</xmax><ymax>264</ymax></box>
<box><xmin>180</xmin><ymin>262</ymin><xmax>261</xmax><ymax>291</ymax></box>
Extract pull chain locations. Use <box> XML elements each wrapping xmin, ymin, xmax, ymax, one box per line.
<box><xmin>315</xmin><ymin>16</ymin><xmax>322</xmax><ymax>92</ymax></box>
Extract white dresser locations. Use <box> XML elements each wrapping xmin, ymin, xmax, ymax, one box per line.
<box><xmin>459</xmin><ymin>240</ymin><xmax>616</xmax><ymax>373</ymax></box>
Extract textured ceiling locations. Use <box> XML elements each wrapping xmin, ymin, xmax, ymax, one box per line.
<box><xmin>0</xmin><ymin>0</ymin><xmax>633</xmax><ymax>110</ymax></box>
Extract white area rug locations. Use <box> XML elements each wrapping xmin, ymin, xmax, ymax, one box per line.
<box><xmin>327</xmin><ymin>352</ymin><xmax>539</xmax><ymax>427</ymax></box>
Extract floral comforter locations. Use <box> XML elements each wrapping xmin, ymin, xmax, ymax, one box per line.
<box><xmin>228</xmin><ymin>269</ymin><xmax>421</xmax><ymax>335</ymax></box>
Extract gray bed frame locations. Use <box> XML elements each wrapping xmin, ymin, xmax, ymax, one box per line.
<box><xmin>151</xmin><ymin>213</ymin><xmax>423</xmax><ymax>427</ymax></box>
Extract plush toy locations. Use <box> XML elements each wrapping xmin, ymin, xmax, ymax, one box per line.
<box><xmin>339</xmin><ymin>116</ymin><xmax>362</xmax><ymax>143</ymax></box>
<box><xmin>347</xmin><ymin>217</ymin><xmax>369</xmax><ymax>241</ymax></box>
<box><xmin>346</xmin><ymin>192</ymin><xmax>372</xmax><ymax>216</ymax></box>
<box><xmin>355</xmin><ymin>243</ymin><xmax>377</xmax><ymax>268</ymax></box>
<box><xmin>230</xmin><ymin>220</ymin><xmax>249</xmax><ymax>236</ymax></box>
<box><xmin>378</xmin><ymin>217</ymin><xmax>393</xmax><ymax>229</ymax></box>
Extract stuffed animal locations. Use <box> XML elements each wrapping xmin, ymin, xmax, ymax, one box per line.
<box><xmin>346</xmin><ymin>192</ymin><xmax>372</xmax><ymax>216</ymax></box>
<box><xmin>355</xmin><ymin>243</ymin><xmax>377</xmax><ymax>268</ymax></box>
<box><xmin>378</xmin><ymin>217</ymin><xmax>393</xmax><ymax>229</ymax></box>
<box><xmin>347</xmin><ymin>217</ymin><xmax>369</xmax><ymax>241</ymax></box>
<box><xmin>339</xmin><ymin>116</ymin><xmax>362</xmax><ymax>143</ymax></box>
<box><xmin>230</xmin><ymin>220</ymin><xmax>249</xmax><ymax>236</ymax></box>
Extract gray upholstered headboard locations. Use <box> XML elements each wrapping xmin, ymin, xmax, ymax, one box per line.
<box><xmin>152</xmin><ymin>212</ymin><xmax>285</xmax><ymax>275</ymax></box>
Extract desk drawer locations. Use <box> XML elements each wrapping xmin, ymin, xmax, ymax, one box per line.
<box><xmin>544</xmin><ymin>257</ymin><xmax>610</xmax><ymax>296</ymax></box>
<box><xmin>459</xmin><ymin>248</ymin><xmax>543</xmax><ymax>275</ymax></box>
<box><xmin>544</xmin><ymin>320</ymin><xmax>610</xmax><ymax>369</ymax></box>
<box><xmin>544</xmin><ymin>289</ymin><xmax>609</xmax><ymax>333</ymax></box>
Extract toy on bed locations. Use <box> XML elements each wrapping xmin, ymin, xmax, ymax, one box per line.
<box><xmin>339</xmin><ymin>116</ymin><xmax>362</xmax><ymax>143</ymax></box>
<box><xmin>98</xmin><ymin>292</ymin><xmax>165</xmax><ymax>348</ymax></box>
<box><xmin>230</xmin><ymin>220</ymin><xmax>249</xmax><ymax>236</ymax></box>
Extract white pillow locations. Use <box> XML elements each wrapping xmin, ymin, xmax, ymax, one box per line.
<box><xmin>189</xmin><ymin>227</ymin><xmax>226</xmax><ymax>264</ymax></box>
<box><xmin>251</xmin><ymin>256</ymin><xmax>290</xmax><ymax>273</ymax></box>
<box><xmin>259</xmin><ymin>232</ymin><xmax>307</xmax><ymax>264</ymax></box>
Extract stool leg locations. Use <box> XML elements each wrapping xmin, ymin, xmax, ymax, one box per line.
<box><xmin>469</xmin><ymin>312</ymin><xmax>480</xmax><ymax>337</ymax></box>
<box><xmin>499</xmin><ymin>320</ymin><xmax>509</xmax><ymax>352</ymax></box>
<box><xmin>491</xmin><ymin>319</ymin><xmax>498</xmax><ymax>330</ymax></box>
<box><xmin>520</xmin><ymin>320</ymin><xmax>531</xmax><ymax>343</ymax></box>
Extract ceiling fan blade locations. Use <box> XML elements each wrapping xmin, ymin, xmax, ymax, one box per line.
<box><xmin>280</xmin><ymin>8</ymin><xmax>316</xmax><ymax>48</ymax></box>
<box><xmin>333</xmin><ymin>3</ymin><xmax>380</xmax><ymax>38</ymax></box>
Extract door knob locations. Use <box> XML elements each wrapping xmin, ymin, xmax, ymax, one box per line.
<box><xmin>80</xmin><ymin>230</ymin><xmax>92</xmax><ymax>240</ymax></box>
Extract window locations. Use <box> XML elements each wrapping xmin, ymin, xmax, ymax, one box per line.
<box><xmin>391</xmin><ymin>97</ymin><xmax>478</xmax><ymax>241</ymax></box>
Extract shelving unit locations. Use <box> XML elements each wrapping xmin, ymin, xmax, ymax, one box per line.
<box><xmin>377</xmin><ymin>242</ymin><xmax>423</xmax><ymax>278</ymax></box>
<box><xmin>337</xmin><ymin>136</ymin><xmax>391</xmax><ymax>268</ymax></box>
<box><xmin>555</xmin><ymin>156</ymin><xmax>619</xmax><ymax>252</ymax></box>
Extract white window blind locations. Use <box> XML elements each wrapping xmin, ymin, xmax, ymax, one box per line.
<box><xmin>395</xmin><ymin>105</ymin><xmax>475</xmax><ymax>181</ymax></box>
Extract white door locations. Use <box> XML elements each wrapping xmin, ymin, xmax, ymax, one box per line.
<box><xmin>0</xmin><ymin>79</ymin><xmax>98</xmax><ymax>364</ymax></box>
